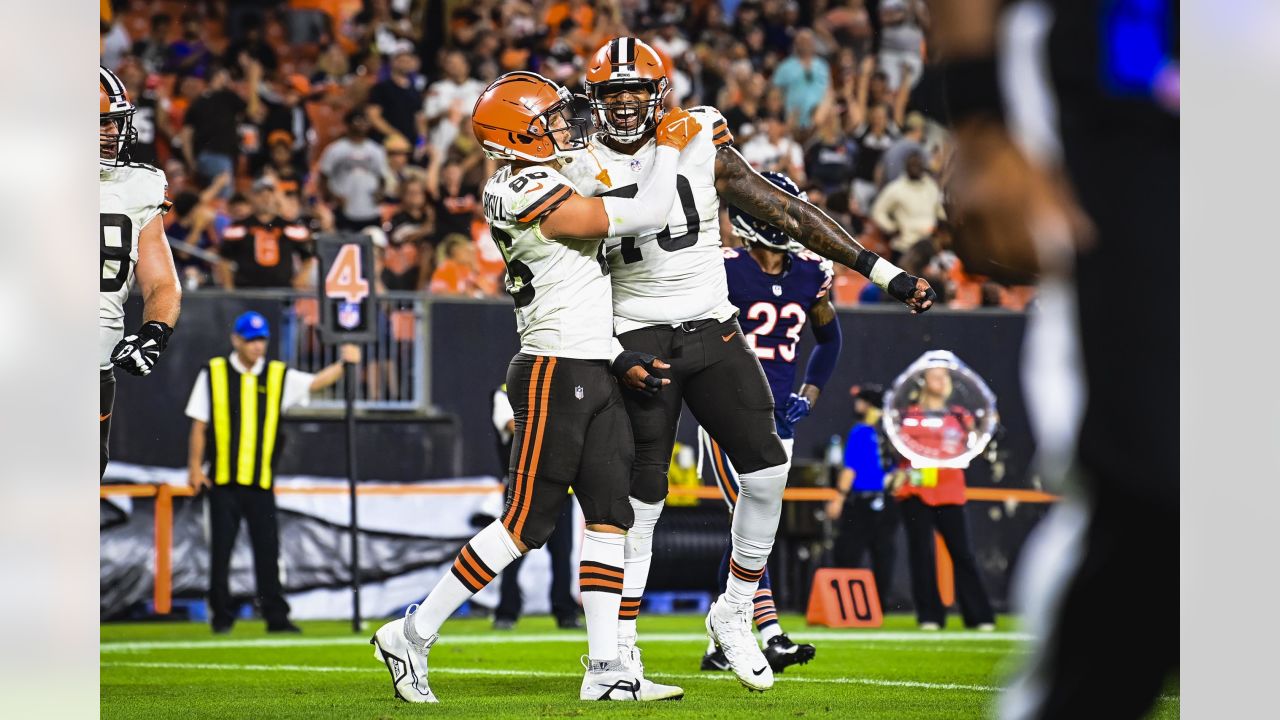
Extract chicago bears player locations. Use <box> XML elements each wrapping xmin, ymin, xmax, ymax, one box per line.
<box><xmin>100</xmin><ymin>66</ymin><xmax>181</xmax><ymax>477</ymax></box>
<box><xmin>555</xmin><ymin>37</ymin><xmax>934</xmax><ymax>691</ymax></box>
<box><xmin>370</xmin><ymin>71</ymin><xmax>692</xmax><ymax>704</ymax></box>
<box><xmin>697</xmin><ymin>172</ymin><xmax>838</xmax><ymax>674</ymax></box>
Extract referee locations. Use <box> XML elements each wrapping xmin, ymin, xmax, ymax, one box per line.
<box><xmin>184</xmin><ymin>311</ymin><xmax>360</xmax><ymax>634</ymax></box>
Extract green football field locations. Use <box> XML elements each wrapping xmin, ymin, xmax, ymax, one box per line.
<box><xmin>101</xmin><ymin>614</ymin><xmax>1178</xmax><ymax>719</ymax></box>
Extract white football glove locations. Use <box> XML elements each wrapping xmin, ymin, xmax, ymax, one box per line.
<box><xmin>111</xmin><ymin>321</ymin><xmax>173</xmax><ymax>377</ymax></box>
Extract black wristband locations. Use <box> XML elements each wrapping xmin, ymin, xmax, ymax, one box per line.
<box><xmin>943</xmin><ymin>57</ymin><xmax>1005</xmax><ymax>126</ymax></box>
<box><xmin>852</xmin><ymin>250</ymin><xmax>879</xmax><ymax>279</ymax></box>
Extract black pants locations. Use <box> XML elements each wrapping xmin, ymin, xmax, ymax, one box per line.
<box><xmin>899</xmin><ymin>497</ymin><xmax>994</xmax><ymax>627</ymax></box>
<box><xmin>833</xmin><ymin>492</ymin><xmax>900</xmax><ymax>611</ymax></box>
<box><xmin>207</xmin><ymin>485</ymin><xmax>291</xmax><ymax>628</ymax></box>
<box><xmin>100</xmin><ymin>368</ymin><xmax>115</xmax><ymax>478</ymax></box>
<box><xmin>618</xmin><ymin>318</ymin><xmax>787</xmax><ymax>503</ymax></box>
<box><xmin>496</xmin><ymin>493</ymin><xmax>576</xmax><ymax>622</ymax></box>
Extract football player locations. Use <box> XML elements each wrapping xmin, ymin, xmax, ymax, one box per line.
<box><xmin>555</xmin><ymin>38</ymin><xmax>934</xmax><ymax>691</ymax></box>
<box><xmin>697</xmin><ymin>172</ymin><xmax>837</xmax><ymax>675</ymax></box>
<box><xmin>100</xmin><ymin>66</ymin><xmax>181</xmax><ymax>478</ymax></box>
<box><xmin>370</xmin><ymin>71</ymin><xmax>696</xmax><ymax>703</ymax></box>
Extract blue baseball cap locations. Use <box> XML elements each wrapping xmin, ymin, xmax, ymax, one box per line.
<box><xmin>233</xmin><ymin>311</ymin><xmax>270</xmax><ymax>340</ymax></box>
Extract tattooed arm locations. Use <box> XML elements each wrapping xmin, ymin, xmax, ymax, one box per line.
<box><xmin>714</xmin><ymin>145</ymin><xmax>936</xmax><ymax>312</ymax></box>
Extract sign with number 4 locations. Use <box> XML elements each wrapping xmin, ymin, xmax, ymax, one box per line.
<box><xmin>315</xmin><ymin>233</ymin><xmax>377</xmax><ymax>343</ymax></box>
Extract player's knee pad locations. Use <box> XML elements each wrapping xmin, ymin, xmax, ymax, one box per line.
<box><xmin>579</xmin><ymin>494</ymin><xmax>635</xmax><ymax>535</ymax></box>
<box><xmin>629</xmin><ymin>465</ymin><xmax>670</xmax><ymax>504</ymax></box>
<box><xmin>726</xmin><ymin>435</ymin><xmax>789</xmax><ymax>475</ymax></box>
<box><xmin>730</xmin><ymin>462</ymin><xmax>790</xmax><ymax>551</ymax></box>
<box><xmin>625</xmin><ymin>497</ymin><xmax>664</xmax><ymax>554</ymax></box>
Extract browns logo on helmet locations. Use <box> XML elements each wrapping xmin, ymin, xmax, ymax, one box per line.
<box><xmin>585</xmin><ymin>37</ymin><xmax>671</xmax><ymax>142</ymax></box>
<box><xmin>100</xmin><ymin>66</ymin><xmax>138</xmax><ymax>167</ymax></box>
<box><xmin>471</xmin><ymin>71</ymin><xmax>594</xmax><ymax>162</ymax></box>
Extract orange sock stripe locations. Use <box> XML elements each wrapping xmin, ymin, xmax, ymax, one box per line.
<box><xmin>450</xmin><ymin>556</ymin><xmax>485</xmax><ymax>592</ymax></box>
<box><xmin>730</xmin><ymin>558</ymin><xmax>765</xmax><ymax>581</ymax></box>
<box><xmin>513</xmin><ymin>357</ymin><xmax>555</xmax><ymax>539</ymax></box>
<box><xmin>503</xmin><ymin>356</ymin><xmax>545</xmax><ymax>533</ymax></box>
<box><xmin>579</xmin><ymin>573</ymin><xmax>625</xmax><ymax>586</ymax></box>
<box><xmin>755</xmin><ymin>613</ymin><xmax>779</xmax><ymax>626</ymax></box>
<box><xmin>579</xmin><ymin>561</ymin><xmax>624</xmax><ymax>579</ymax></box>
<box><xmin>460</xmin><ymin>545</ymin><xmax>495</xmax><ymax>585</ymax></box>
<box><xmin>618</xmin><ymin>608</ymin><xmax>640</xmax><ymax>619</ymax></box>
<box><xmin>580</xmin><ymin>579</ymin><xmax>624</xmax><ymax>594</ymax></box>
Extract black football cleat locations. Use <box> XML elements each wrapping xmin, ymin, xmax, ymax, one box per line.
<box><xmin>700</xmin><ymin>648</ymin><xmax>731</xmax><ymax>672</ymax></box>
<box><xmin>764</xmin><ymin>634</ymin><xmax>815</xmax><ymax>673</ymax></box>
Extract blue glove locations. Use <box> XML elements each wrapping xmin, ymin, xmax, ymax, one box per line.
<box><xmin>783</xmin><ymin>393</ymin><xmax>812</xmax><ymax>424</ymax></box>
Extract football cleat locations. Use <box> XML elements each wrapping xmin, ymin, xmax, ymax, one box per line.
<box><xmin>617</xmin><ymin>644</ymin><xmax>684</xmax><ymax>700</ymax></box>
<box><xmin>370</xmin><ymin>606</ymin><xmax>438</xmax><ymax>703</ymax></box>
<box><xmin>700</xmin><ymin>647</ymin><xmax>731</xmax><ymax>672</ymax></box>
<box><xmin>764</xmin><ymin>634</ymin><xmax>816</xmax><ymax>673</ymax></box>
<box><xmin>579</xmin><ymin>656</ymin><xmax>642</xmax><ymax>701</ymax></box>
<box><xmin>705</xmin><ymin>596</ymin><xmax>774</xmax><ymax>691</ymax></box>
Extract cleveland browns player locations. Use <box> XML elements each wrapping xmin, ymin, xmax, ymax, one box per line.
<box><xmin>554</xmin><ymin>38</ymin><xmax>935</xmax><ymax>691</ymax></box>
<box><xmin>370</xmin><ymin>71</ymin><xmax>695</xmax><ymax>704</ymax></box>
<box><xmin>100</xmin><ymin>66</ymin><xmax>181</xmax><ymax>477</ymax></box>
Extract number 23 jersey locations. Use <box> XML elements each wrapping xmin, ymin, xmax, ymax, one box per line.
<box><xmin>100</xmin><ymin>163</ymin><xmax>170</xmax><ymax>370</ymax></box>
<box><xmin>482</xmin><ymin>164</ymin><xmax>615</xmax><ymax>360</ymax></box>
<box><xmin>559</xmin><ymin>106</ymin><xmax>737</xmax><ymax>334</ymax></box>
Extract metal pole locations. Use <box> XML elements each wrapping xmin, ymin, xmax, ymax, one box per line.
<box><xmin>345</xmin><ymin>359</ymin><xmax>361</xmax><ymax>632</ymax></box>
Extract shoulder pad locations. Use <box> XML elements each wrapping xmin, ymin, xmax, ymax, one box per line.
<box><xmin>687</xmin><ymin>106</ymin><xmax>732</xmax><ymax>148</ymax></box>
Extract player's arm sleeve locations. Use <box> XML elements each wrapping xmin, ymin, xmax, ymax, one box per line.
<box><xmin>184</xmin><ymin>370</ymin><xmax>211</xmax><ymax>423</ymax></box>
<box><xmin>803</xmin><ymin>296</ymin><xmax>842</xmax><ymax>390</ymax></box>
<box><xmin>138</xmin><ymin>170</ymin><xmax>173</xmax><ymax>228</ymax></box>
<box><xmin>491</xmin><ymin>390</ymin><xmax>514</xmax><ymax>433</ymax></box>
<box><xmin>600</xmin><ymin>144</ymin><xmax>681</xmax><ymax>236</ymax></box>
<box><xmin>283</xmin><ymin>369</ymin><xmax>317</xmax><ymax>410</ymax></box>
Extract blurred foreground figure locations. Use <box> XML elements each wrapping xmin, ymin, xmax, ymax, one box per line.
<box><xmin>930</xmin><ymin>0</ymin><xmax>1178</xmax><ymax>717</ymax></box>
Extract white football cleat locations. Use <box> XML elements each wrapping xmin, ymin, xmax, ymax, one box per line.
<box><xmin>579</xmin><ymin>656</ymin><xmax>642</xmax><ymax>701</ymax></box>
<box><xmin>370</xmin><ymin>605</ymin><xmax>438</xmax><ymax>703</ymax></box>
<box><xmin>706</xmin><ymin>596</ymin><xmax>774</xmax><ymax>691</ymax></box>
<box><xmin>618</xmin><ymin>643</ymin><xmax>685</xmax><ymax>701</ymax></box>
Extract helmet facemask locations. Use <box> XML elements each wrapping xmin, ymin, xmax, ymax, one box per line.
<box><xmin>100</xmin><ymin>109</ymin><xmax>137</xmax><ymax>167</ymax></box>
<box><xmin>588</xmin><ymin>79</ymin><xmax>669</xmax><ymax>142</ymax></box>
<box><xmin>533</xmin><ymin>90</ymin><xmax>596</xmax><ymax>158</ymax></box>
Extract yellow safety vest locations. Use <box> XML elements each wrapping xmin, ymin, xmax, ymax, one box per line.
<box><xmin>208</xmin><ymin>357</ymin><xmax>287</xmax><ymax>490</ymax></box>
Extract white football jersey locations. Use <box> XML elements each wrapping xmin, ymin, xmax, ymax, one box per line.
<box><xmin>559</xmin><ymin>106</ymin><xmax>738</xmax><ymax>334</ymax></box>
<box><xmin>99</xmin><ymin>163</ymin><xmax>169</xmax><ymax>369</ymax></box>
<box><xmin>482</xmin><ymin>164</ymin><xmax>615</xmax><ymax>360</ymax></box>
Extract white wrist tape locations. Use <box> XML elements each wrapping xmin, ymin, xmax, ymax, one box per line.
<box><xmin>870</xmin><ymin>257</ymin><xmax>904</xmax><ymax>289</ymax></box>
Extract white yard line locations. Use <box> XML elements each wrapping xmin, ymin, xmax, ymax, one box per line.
<box><xmin>100</xmin><ymin>660</ymin><xmax>1001</xmax><ymax>693</ymax></box>
<box><xmin>100</xmin><ymin>630</ymin><xmax>1030</xmax><ymax>653</ymax></box>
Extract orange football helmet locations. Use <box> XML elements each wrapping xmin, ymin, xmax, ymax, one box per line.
<box><xmin>100</xmin><ymin>66</ymin><xmax>137</xmax><ymax>167</ymax></box>
<box><xmin>471</xmin><ymin>71</ymin><xmax>594</xmax><ymax>162</ymax></box>
<box><xmin>585</xmin><ymin>37</ymin><xmax>671</xmax><ymax>141</ymax></box>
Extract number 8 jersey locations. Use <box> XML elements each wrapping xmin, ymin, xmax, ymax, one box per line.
<box><xmin>482</xmin><ymin>164</ymin><xmax>615</xmax><ymax>360</ymax></box>
<box><xmin>558</xmin><ymin>106</ymin><xmax>738</xmax><ymax>334</ymax></box>
<box><xmin>99</xmin><ymin>163</ymin><xmax>170</xmax><ymax>370</ymax></box>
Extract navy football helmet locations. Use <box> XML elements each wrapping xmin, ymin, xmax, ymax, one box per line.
<box><xmin>728</xmin><ymin>171</ymin><xmax>807</xmax><ymax>251</ymax></box>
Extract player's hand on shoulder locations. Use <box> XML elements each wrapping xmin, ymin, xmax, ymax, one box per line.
<box><xmin>655</xmin><ymin>107</ymin><xmax>702</xmax><ymax>152</ymax></box>
<box><xmin>783</xmin><ymin>392</ymin><xmax>812</xmax><ymax>424</ymax></box>
<box><xmin>110</xmin><ymin>321</ymin><xmax>174</xmax><ymax>377</ymax></box>
<box><xmin>611</xmin><ymin>350</ymin><xmax>671</xmax><ymax>396</ymax></box>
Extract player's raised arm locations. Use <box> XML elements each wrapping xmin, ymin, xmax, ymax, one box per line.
<box><xmin>714</xmin><ymin>146</ymin><xmax>937</xmax><ymax>313</ymax></box>
<box><xmin>540</xmin><ymin>108</ymin><xmax>700</xmax><ymax>240</ymax></box>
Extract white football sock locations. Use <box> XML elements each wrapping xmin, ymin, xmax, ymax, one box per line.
<box><xmin>619</xmin><ymin>497</ymin><xmax>663</xmax><ymax>642</ymax></box>
<box><xmin>413</xmin><ymin>519</ymin><xmax>521</xmax><ymax>638</ymax></box>
<box><xmin>723</xmin><ymin>462</ymin><xmax>788</xmax><ymax>608</ymax></box>
<box><xmin>579</xmin><ymin>530</ymin><xmax>626</xmax><ymax>662</ymax></box>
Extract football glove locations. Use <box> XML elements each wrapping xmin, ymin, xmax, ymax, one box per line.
<box><xmin>611</xmin><ymin>350</ymin><xmax>667</xmax><ymax>396</ymax></box>
<box><xmin>886</xmin><ymin>272</ymin><xmax>938</xmax><ymax>312</ymax></box>
<box><xmin>782</xmin><ymin>393</ymin><xmax>812</xmax><ymax>424</ymax></box>
<box><xmin>654</xmin><ymin>107</ymin><xmax>702</xmax><ymax>151</ymax></box>
<box><xmin>111</xmin><ymin>321</ymin><xmax>173</xmax><ymax>377</ymax></box>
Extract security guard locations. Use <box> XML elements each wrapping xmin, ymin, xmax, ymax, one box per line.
<box><xmin>184</xmin><ymin>311</ymin><xmax>360</xmax><ymax>633</ymax></box>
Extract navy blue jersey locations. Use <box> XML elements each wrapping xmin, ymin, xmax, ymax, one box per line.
<box><xmin>722</xmin><ymin>246</ymin><xmax>835</xmax><ymax>409</ymax></box>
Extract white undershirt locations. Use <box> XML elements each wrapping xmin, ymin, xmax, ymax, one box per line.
<box><xmin>184</xmin><ymin>353</ymin><xmax>317</xmax><ymax>424</ymax></box>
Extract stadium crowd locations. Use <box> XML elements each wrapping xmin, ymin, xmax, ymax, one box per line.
<box><xmin>100</xmin><ymin>0</ymin><xmax>1033</xmax><ymax>310</ymax></box>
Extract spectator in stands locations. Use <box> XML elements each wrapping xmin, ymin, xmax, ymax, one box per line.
<box><xmin>222</xmin><ymin>13</ymin><xmax>278</xmax><ymax>74</ymax></box>
<box><xmin>880</xmin><ymin>111</ymin><xmax>928</xmax><ymax>185</ymax></box>
<box><xmin>167</xmin><ymin>12</ymin><xmax>214</xmax><ymax>78</ymax></box>
<box><xmin>218</xmin><ymin>177</ymin><xmax>315</xmax><ymax>289</ymax></box>
<box><xmin>382</xmin><ymin>135</ymin><xmax>430</xmax><ymax>203</ymax></box>
<box><xmin>182</xmin><ymin>63</ymin><xmax>260</xmax><ymax>197</ymax></box>
<box><xmin>427</xmin><ymin>159</ymin><xmax>481</xmax><ymax>241</ymax></box>
<box><xmin>828</xmin><ymin>384</ymin><xmax>899</xmax><ymax>612</ymax></box>
<box><xmin>871</xmin><ymin>151</ymin><xmax>946</xmax><ymax>258</ymax></box>
<box><xmin>851</xmin><ymin>104</ymin><xmax>900</xmax><ymax>212</ymax></box>
<box><xmin>878</xmin><ymin>0</ymin><xmax>927</xmax><ymax>91</ymax></box>
<box><xmin>892</xmin><ymin>367</ymin><xmax>995</xmax><ymax>631</ymax></box>
<box><xmin>430</xmin><ymin>234</ymin><xmax>496</xmax><ymax>297</ymax></box>
<box><xmin>770</xmin><ymin>29</ymin><xmax>829</xmax><ymax>127</ymax></box>
<box><xmin>804</xmin><ymin>108</ymin><xmax>858</xmax><ymax>195</ymax></box>
<box><xmin>741</xmin><ymin>115</ymin><xmax>806</xmax><ymax>183</ymax></box>
<box><xmin>132</xmin><ymin>13</ymin><xmax>173</xmax><ymax>74</ymax></box>
<box><xmin>352</xmin><ymin>0</ymin><xmax>420</xmax><ymax>57</ymax></box>
<box><xmin>366</xmin><ymin>48</ymin><xmax>427</xmax><ymax>148</ymax></box>
<box><xmin>253</xmin><ymin>75</ymin><xmax>314</xmax><ymax>177</ymax></box>
<box><xmin>318</xmin><ymin>108</ymin><xmax>388</xmax><ymax>232</ymax></box>
<box><xmin>423</xmin><ymin>50</ymin><xmax>486</xmax><ymax>156</ymax></box>
<box><xmin>380</xmin><ymin>179</ymin><xmax>435</xmax><ymax>291</ymax></box>
<box><xmin>260</xmin><ymin>132</ymin><xmax>307</xmax><ymax>194</ymax></box>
